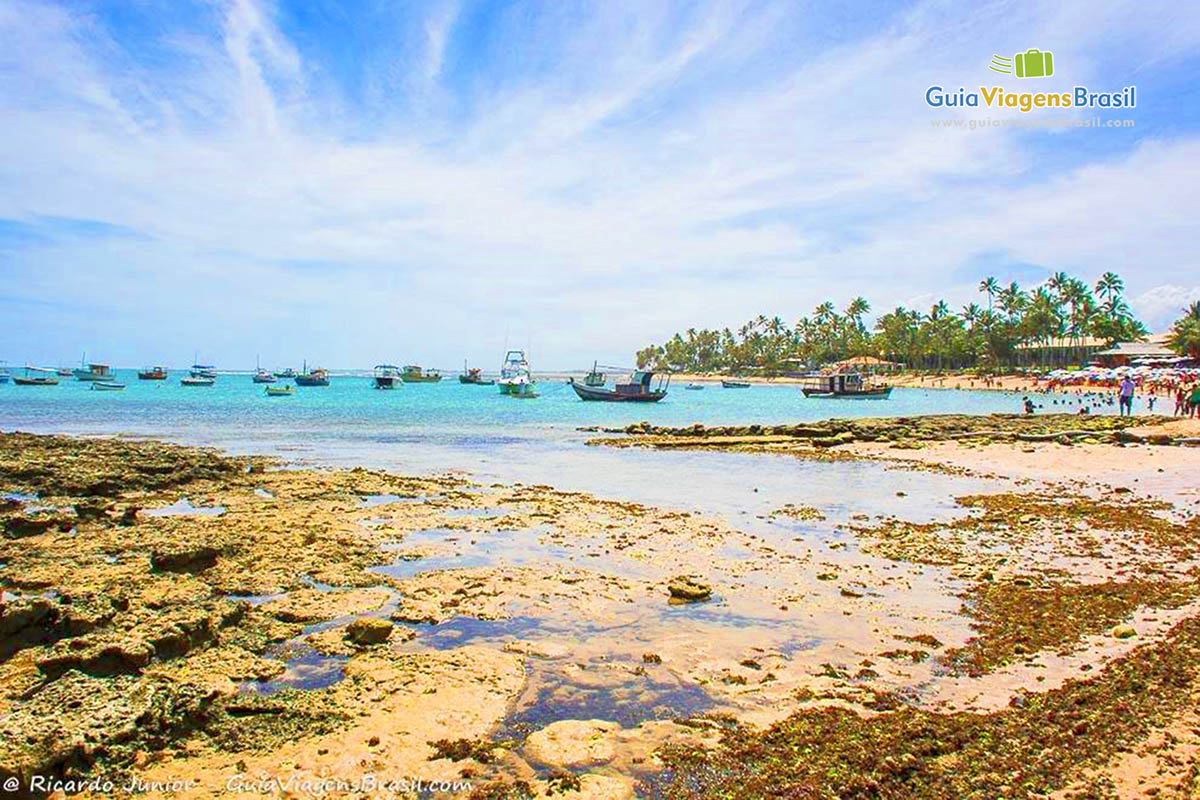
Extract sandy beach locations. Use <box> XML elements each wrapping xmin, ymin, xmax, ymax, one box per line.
<box><xmin>0</xmin><ymin>413</ymin><xmax>1198</xmax><ymax>798</ymax></box>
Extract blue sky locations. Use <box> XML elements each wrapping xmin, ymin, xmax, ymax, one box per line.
<box><xmin>1</xmin><ymin>0</ymin><xmax>1198</xmax><ymax>370</ymax></box>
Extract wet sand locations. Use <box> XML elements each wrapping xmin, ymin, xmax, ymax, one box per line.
<box><xmin>1</xmin><ymin>419</ymin><xmax>1199</xmax><ymax>798</ymax></box>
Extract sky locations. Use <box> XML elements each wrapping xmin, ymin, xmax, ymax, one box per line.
<box><xmin>1</xmin><ymin>0</ymin><xmax>1198</xmax><ymax>371</ymax></box>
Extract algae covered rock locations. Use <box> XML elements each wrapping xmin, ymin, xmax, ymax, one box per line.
<box><xmin>1112</xmin><ymin>624</ymin><xmax>1137</xmax><ymax>639</ymax></box>
<box><xmin>150</xmin><ymin>543</ymin><xmax>220</xmax><ymax>573</ymax></box>
<box><xmin>667</xmin><ymin>576</ymin><xmax>712</xmax><ymax>603</ymax></box>
<box><xmin>344</xmin><ymin>617</ymin><xmax>393</xmax><ymax>646</ymax></box>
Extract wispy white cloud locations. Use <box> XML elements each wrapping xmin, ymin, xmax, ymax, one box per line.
<box><xmin>0</xmin><ymin>0</ymin><xmax>1196</xmax><ymax>368</ymax></box>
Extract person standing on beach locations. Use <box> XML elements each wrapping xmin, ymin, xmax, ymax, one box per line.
<box><xmin>1118</xmin><ymin>376</ymin><xmax>1135</xmax><ymax>416</ymax></box>
<box><xmin>1178</xmin><ymin>386</ymin><xmax>1188</xmax><ymax>416</ymax></box>
<box><xmin>1191</xmin><ymin>382</ymin><xmax>1200</xmax><ymax>418</ymax></box>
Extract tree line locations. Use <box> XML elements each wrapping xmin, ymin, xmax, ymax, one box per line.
<box><xmin>635</xmin><ymin>271</ymin><xmax>1155</xmax><ymax>373</ymax></box>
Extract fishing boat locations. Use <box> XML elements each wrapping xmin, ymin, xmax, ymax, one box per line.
<box><xmin>373</xmin><ymin>364</ymin><xmax>402</xmax><ymax>389</ymax></box>
<box><xmin>73</xmin><ymin>356</ymin><xmax>112</xmax><ymax>381</ymax></box>
<box><xmin>497</xmin><ymin>350</ymin><xmax>533</xmax><ymax>396</ymax></box>
<box><xmin>570</xmin><ymin>369</ymin><xmax>669</xmax><ymax>403</ymax></box>
<box><xmin>274</xmin><ymin>368</ymin><xmax>297</xmax><ymax>379</ymax></box>
<box><xmin>401</xmin><ymin>365</ymin><xmax>442</xmax><ymax>383</ymax></box>
<box><xmin>294</xmin><ymin>361</ymin><xmax>330</xmax><ymax>387</ymax></box>
<box><xmin>13</xmin><ymin>366</ymin><xmax>58</xmax><ymax>386</ymax></box>
<box><xmin>138</xmin><ymin>366</ymin><xmax>168</xmax><ymax>380</ymax></box>
<box><xmin>721</xmin><ymin>379</ymin><xmax>751</xmax><ymax>388</ymax></box>
<box><xmin>0</xmin><ymin>364</ymin><xmax>9</xmax><ymax>384</ymax></box>
<box><xmin>92</xmin><ymin>381</ymin><xmax>126</xmax><ymax>391</ymax></box>
<box><xmin>800</xmin><ymin>372</ymin><xmax>892</xmax><ymax>399</ymax></box>
<box><xmin>250</xmin><ymin>356</ymin><xmax>274</xmax><ymax>383</ymax></box>
<box><xmin>458</xmin><ymin>361</ymin><xmax>494</xmax><ymax>385</ymax></box>
<box><xmin>56</xmin><ymin>367</ymin><xmax>73</xmax><ymax>377</ymax></box>
<box><xmin>265</xmin><ymin>385</ymin><xmax>294</xmax><ymax>397</ymax></box>
<box><xmin>190</xmin><ymin>364</ymin><xmax>217</xmax><ymax>379</ymax></box>
<box><xmin>181</xmin><ymin>376</ymin><xmax>214</xmax><ymax>387</ymax></box>
<box><xmin>685</xmin><ymin>383</ymin><xmax>705</xmax><ymax>390</ymax></box>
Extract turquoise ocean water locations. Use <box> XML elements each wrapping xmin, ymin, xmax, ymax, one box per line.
<box><xmin>0</xmin><ymin>370</ymin><xmax>1139</xmax><ymax>517</ymax></box>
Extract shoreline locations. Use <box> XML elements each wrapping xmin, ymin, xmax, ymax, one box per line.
<box><xmin>2</xmin><ymin>420</ymin><xmax>1200</xmax><ymax>797</ymax></box>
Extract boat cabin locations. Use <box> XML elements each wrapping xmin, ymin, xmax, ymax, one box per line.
<box><xmin>805</xmin><ymin>373</ymin><xmax>866</xmax><ymax>394</ymax></box>
<box><xmin>616</xmin><ymin>370</ymin><xmax>667</xmax><ymax>395</ymax></box>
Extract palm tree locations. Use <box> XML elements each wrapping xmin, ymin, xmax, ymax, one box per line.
<box><xmin>1095</xmin><ymin>271</ymin><xmax>1124</xmax><ymax>303</ymax></box>
<box><xmin>979</xmin><ymin>277</ymin><xmax>998</xmax><ymax>315</ymax></box>
<box><xmin>1168</xmin><ymin>302</ymin><xmax>1200</xmax><ymax>358</ymax></box>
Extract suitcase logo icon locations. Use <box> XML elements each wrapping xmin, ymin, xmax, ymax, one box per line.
<box><xmin>989</xmin><ymin>49</ymin><xmax>1054</xmax><ymax>78</ymax></box>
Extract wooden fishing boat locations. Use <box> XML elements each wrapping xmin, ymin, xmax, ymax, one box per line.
<box><xmin>92</xmin><ymin>381</ymin><xmax>126</xmax><ymax>391</ymax></box>
<box><xmin>401</xmin><ymin>365</ymin><xmax>441</xmax><ymax>383</ymax></box>
<box><xmin>294</xmin><ymin>361</ymin><xmax>330</xmax><ymax>387</ymax></box>
<box><xmin>0</xmin><ymin>367</ymin><xmax>8</xmax><ymax>384</ymax></box>
<box><xmin>458</xmin><ymin>361</ymin><xmax>494</xmax><ymax>385</ymax></box>
<box><xmin>685</xmin><ymin>383</ymin><xmax>705</xmax><ymax>390</ymax></box>
<box><xmin>800</xmin><ymin>373</ymin><xmax>892</xmax><ymax>399</ymax></box>
<box><xmin>721</xmin><ymin>379</ymin><xmax>751</xmax><ymax>388</ymax></box>
<box><xmin>73</xmin><ymin>358</ymin><xmax>112</xmax><ymax>381</ymax></box>
<box><xmin>498</xmin><ymin>350</ymin><xmax>534</xmax><ymax>396</ymax></box>
<box><xmin>265</xmin><ymin>385</ymin><xmax>294</xmax><ymax>397</ymax></box>
<box><xmin>56</xmin><ymin>368</ymin><xmax>73</xmax><ymax>377</ymax></box>
<box><xmin>570</xmin><ymin>369</ymin><xmax>669</xmax><ymax>403</ymax></box>
<box><xmin>274</xmin><ymin>368</ymin><xmax>297</xmax><ymax>379</ymax></box>
<box><xmin>181</xmin><ymin>376</ymin><xmax>214</xmax><ymax>387</ymax></box>
<box><xmin>138</xmin><ymin>366</ymin><xmax>168</xmax><ymax>380</ymax></box>
<box><xmin>14</xmin><ymin>366</ymin><xmax>58</xmax><ymax>386</ymax></box>
<box><xmin>373</xmin><ymin>364</ymin><xmax>402</xmax><ymax>389</ymax></box>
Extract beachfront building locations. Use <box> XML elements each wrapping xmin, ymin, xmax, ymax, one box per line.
<box><xmin>1092</xmin><ymin>334</ymin><xmax>1176</xmax><ymax>367</ymax></box>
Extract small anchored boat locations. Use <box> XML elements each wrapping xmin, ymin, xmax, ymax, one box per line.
<box><xmin>265</xmin><ymin>385</ymin><xmax>294</xmax><ymax>397</ymax></box>
<box><xmin>498</xmin><ymin>350</ymin><xmax>534</xmax><ymax>396</ymax></box>
<box><xmin>458</xmin><ymin>361</ymin><xmax>494</xmax><ymax>385</ymax></box>
<box><xmin>685</xmin><ymin>383</ymin><xmax>705</xmax><ymax>390</ymax></box>
<box><xmin>252</xmin><ymin>357</ymin><xmax>275</xmax><ymax>383</ymax></box>
<box><xmin>92</xmin><ymin>381</ymin><xmax>126</xmax><ymax>391</ymax></box>
<box><xmin>274</xmin><ymin>368</ymin><xmax>297</xmax><ymax>379</ymax></box>
<box><xmin>570</xmin><ymin>368</ymin><xmax>669</xmax><ymax>403</ymax></box>
<box><xmin>294</xmin><ymin>361</ymin><xmax>330</xmax><ymax>387</ymax></box>
<box><xmin>189</xmin><ymin>359</ymin><xmax>217</xmax><ymax>379</ymax></box>
<box><xmin>373</xmin><ymin>364</ymin><xmax>402</xmax><ymax>389</ymax></box>
<box><xmin>138</xmin><ymin>366</ymin><xmax>168</xmax><ymax>380</ymax></box>
<box><xmin>73</xmin><ymin>356</ymin><xmax>113</xmax><ymax>381</ymax></box>
<box><xmin>800</xmin><ymin>372</ymin><xmax>892</xmax><ymax>399</ymax></box>
<box><xmin>181</xmin><ymin>376</ymin><xmax>215</xmax><ymax>387</ymax></box>
<box><xmin>721</xmin><ymin>379</ymin><xmax>751</xmax><ymax>388</ymax></box>
<box><xmin>13</xmin><ymin>366</ymin><xmax>58</xmax><ymax>386</ymax></box>
<box><xmin>401</xmin><ymin>365</ymin><xmax>442</xmax><ymax>383</ymax></box>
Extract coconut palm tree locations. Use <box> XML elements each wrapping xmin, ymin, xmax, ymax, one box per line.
<box><xmin>979</xmin><ymin>277</ymin><xmax>998</xmax><ymax>315</ymax></box>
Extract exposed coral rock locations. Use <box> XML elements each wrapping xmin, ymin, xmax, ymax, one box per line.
<box><xmin>523</xmin><ymin>719</ymin><xmax>621</xmax><ymax>768</ymax></box>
